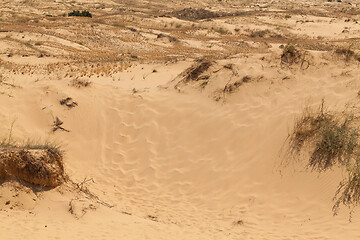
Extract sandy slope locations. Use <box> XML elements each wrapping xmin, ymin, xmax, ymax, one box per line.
<box><xmin>1</xmin><ymin>54</ymin><xmax>360</xmax><ymax>239</ymax></box>
<box><xmin>1</xmin><ymin>0</ymin><xmax>360</xmax><ymax>239</ymax></box>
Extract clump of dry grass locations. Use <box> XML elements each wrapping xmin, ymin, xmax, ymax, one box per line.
<box><xmin>334</xmin><ymin>46</ymin><xmax>359</xmax><ymax>62</ymax></box>
<box><xmin>286</xmin><ymin>100</ymin><xmax>360</xmax><ymax>216</ymax></box>
<box><xmin>333</xmin><ymin>167</ymin><xmax>360</xmax><ymax>217</ymax></box>
<box><xmin>0</xmin><ymin>140</ymin><xmax>65</xmax><ymax>187</ymax></box>
<box><xmin>183</xmin><ymin>58</ymin><xmax>213</xmax><ymax>82</ymax></box>
<box><xmin>71</xmin><ymin>78</ymin><xmax>91</xmax><ymax>88</ymax></box>
<box><xmin>280</xmin><ymin>45</ymin><xmax>311</xmax><ymax>70</ymax></box>
<box><xmin>289</xmin><ymin>102</ymin><xmax>358</xmax><ymax>171</ymax></box>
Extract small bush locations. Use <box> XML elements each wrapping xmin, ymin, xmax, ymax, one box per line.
<box><xmin>289</xmin><ymin>101</ymin><xmax>358</xmax><ymax>170</ymax></box>
<box><xmin>287</xmin><ymin>100</ymin><xmax>360</xmax><ymax>215</ymax></box>
<box><xmin>68</xmin><ymin>10</ymin><xmax>92</xmax><ymax>18</ymax></box>
<box><xmin>281</xmin><ymin>45</ymin><xmax>302</xmax><ymax>65</ymax></box>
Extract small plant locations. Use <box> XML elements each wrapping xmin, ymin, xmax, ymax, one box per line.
<box><xmin>281</xmin><ymin>45</ymin><xmax>301</xmax><ymax>65</ymax></box>
<box><xmin>60</xmin><ymin>97</ymin><xmax>78</xmax><ymax>108</ymax></box>
<box><xmin>285</xmin><ymin>15</ymin><xmax>292</xmax><ymax>19</ymax></box>
<box><xmin>68</xmin><ymin>10</ymin><xmax>92</xmax><ymax>18</ymax></box>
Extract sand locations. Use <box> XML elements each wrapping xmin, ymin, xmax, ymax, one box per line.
<box><xmin>1</xmin><ymin>0</ymin><xmax>360</xmax><ymax>239</ymax></box>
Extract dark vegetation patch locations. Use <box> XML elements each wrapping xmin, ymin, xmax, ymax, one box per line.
<box><xmin>169</xmin><ymin>8</ymin><xmax>253</xmax><ymax>21</ymax></box>
<box><xmin>180</xmin><ymin>58</ymin><xmax>213</xmax><ymax>83</ymax></box>
<box><xmin>334</xmin><ymin>46</ymin><xmax>359</xmax><ymax>62</ymax></box>
<box><xmin>170</xmin><ymin>8</ymin><xmax>221</xmax><ymax>20</ymax></box>
<box><xmin>281</xmin><ymin>45</ymin><xmax>302</xmax><ymax>65</ymax></box>
<box><xmin>68</xmin><ymin>10</ymin><xmax>92</xmax><ymax>18</ymax></box>
<box><xmin>60</xmin><ymin>97</ymin><xmax>78</xmax><ymax>109</ymax></box>
<box><xmin>280</xmin><ymin>45</ymin><xmax>311</xmax><ymax>69</ymax></box>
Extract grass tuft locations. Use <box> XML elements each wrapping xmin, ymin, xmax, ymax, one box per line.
<box><xmin>0</xmin><ymin>138</ymin><xmax>63</xmax><ymax>156</ymax></box>
<box><xmin>287</xmin><ymin>100</ymin><xmax>360</xmax><ymax>215</ymax></box>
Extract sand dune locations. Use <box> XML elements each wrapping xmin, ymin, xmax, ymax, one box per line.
<box><xmin>1</xmin><ymin>0</ymin><xmax>360</xmax><ymax>239</ymax></box>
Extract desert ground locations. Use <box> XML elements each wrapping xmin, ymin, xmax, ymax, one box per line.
<box><xmin>1</xmin><ymin>0</ymin><xmax>360</xmax><ymax>239</ymax></box>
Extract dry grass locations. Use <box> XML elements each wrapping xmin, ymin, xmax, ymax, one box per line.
<box><xmin>333</xmin><ymin>168</ymin><xmax>360</xmax><ymax>218</ymax></box>
<box><xmin>334</xmin><ymin>46</ymin><xmax>359</xmax><ymax>62</ymax></box>
<box><xmin>288</xmin><ymin>101</ymin><xmax>358</xmax><ymax>170</ymax></box>
<box><xmin>71</xmin><ymin>78</ymin><xmax>91</xmax><ymax>88</ymax></box>
<box><xmin>286</xmin><ymin>100</ymin><xmax>360</xmax><ymax>215</ymax></box>
<box><xmin>176</xmin><ymin>58</ymin><xmax>213</xmax><ymax>85</ymax></box>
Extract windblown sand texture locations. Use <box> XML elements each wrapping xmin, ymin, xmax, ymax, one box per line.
<box><xmin>1</xmin><ymin>0</ymin><xmax>360</xmax><ymax>239</ymax></box>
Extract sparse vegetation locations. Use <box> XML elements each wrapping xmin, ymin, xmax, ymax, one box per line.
<box><xmin>71</xmin><ymin>78</ymin><xmax>91</xmax><ymax>88</ymax></box>
<box><xmin>182</xmin><ymin>59</ymin><xmax>212</xmax><ymax>82</ymax></box>
<box><xmin>60</xmin><ymin>97</ymin><xmax>78</xmax><ymax>109</ymax></box>
<box><xmin>281</xmin><ymin>45</ymin><xmax>301</xmax><ymax>65</ymax></box>
<box><xmin>280</xmin><ymin>44</ymin><xmax>311</xmax><ymax>69</ymax></box>
<box><xmin>286</xmin><ymin>100</ymin><xmax>360</xmax><ymax>215</ymax></box>
<box><xmin>68</xmin><ymin>10</ymin><xmax>92</xmax><ymax>18</ymax></box>
<box><xmin>250</xmin><ymin>29</ymin><xmax>270</xmax><ymax>38</ymax></box>
<box><xmin>334</xmin><ymin>46</ymin><xmax>358</xmax><ymax>62</ymax></box>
